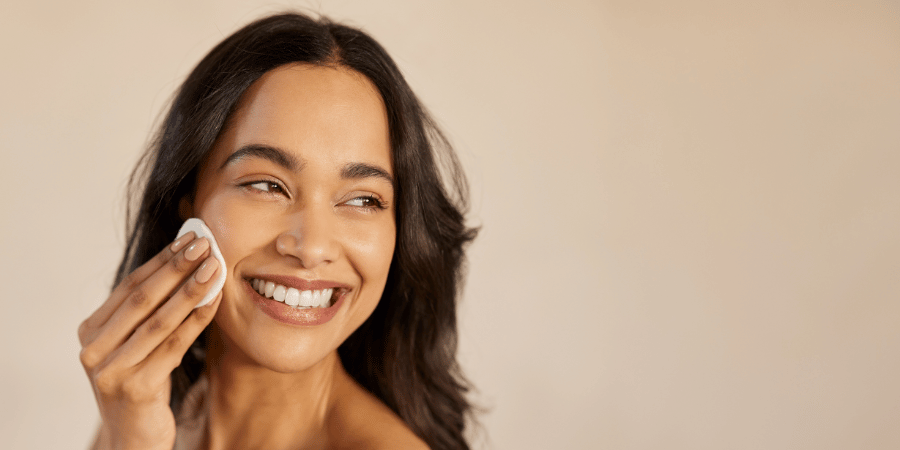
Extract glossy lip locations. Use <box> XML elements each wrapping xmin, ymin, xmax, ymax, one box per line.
<box><xmin>243</xmin><ymin>276</ymin><xmax>350</xmax><ymax>326</ymax></box>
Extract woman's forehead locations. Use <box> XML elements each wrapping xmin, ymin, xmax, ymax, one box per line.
<box><xmin>211</xmin><ymin>63</ymin><xmax>391</xmax><ymax>173</ymax></box>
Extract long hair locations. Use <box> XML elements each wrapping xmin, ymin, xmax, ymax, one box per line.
<box><xmin>115</xmin><ymin>12</ymin><xmax>476</xmax><ymax>450</ymax></box>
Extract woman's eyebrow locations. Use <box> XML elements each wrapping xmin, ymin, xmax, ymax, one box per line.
<box><xmin>341</xmin><ymin>162</ymin><xmax>394</xmax><ymax>189</ymax></box>
<box><xmin>220</xmin><ymin>144</ymin><xmax>302</xmax><ymax>171</ymax></box>
<box><xmin>220</xmin><ymin>145</ymin><xmax>392</xmax><ymax>188</ymax></box>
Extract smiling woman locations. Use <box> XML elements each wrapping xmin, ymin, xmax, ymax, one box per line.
<box><xmin>77</xmin><ymin>12</ymin><xmax>476</xmax><ymax>450</ymax></box>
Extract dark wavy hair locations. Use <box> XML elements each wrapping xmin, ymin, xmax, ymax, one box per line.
<box><xmin>114</xmin><ymin>12</ymin><xmax>476</xmax><ymax>450</ymax></box>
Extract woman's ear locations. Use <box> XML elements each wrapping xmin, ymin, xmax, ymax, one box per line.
<box><xmin>179</xmin><ymin>197</ymin><xmax>193</xmax><ymax>221</ymax></box>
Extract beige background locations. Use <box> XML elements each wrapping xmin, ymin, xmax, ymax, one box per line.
<box><xmin>2</xmin><ymin>0</ymin><xmax>898</xmax><ymax>448</ymax></box>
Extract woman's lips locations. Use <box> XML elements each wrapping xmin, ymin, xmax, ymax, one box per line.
<box><xmin>243</xmin><ymin>278</ymin><xmax>347</xmax><ymax>326</ymax></box>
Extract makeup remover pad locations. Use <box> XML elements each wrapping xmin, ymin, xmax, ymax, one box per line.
<box><xmin>177</xmin><ymin>218</ymin><xmax>226</xmax><ymax>308</ymax></box>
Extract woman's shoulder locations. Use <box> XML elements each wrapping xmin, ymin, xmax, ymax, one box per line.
<box><xmin>327</xmin><ymin>371</ymin><xmax>429</xmax><ymax>450</ymax></box>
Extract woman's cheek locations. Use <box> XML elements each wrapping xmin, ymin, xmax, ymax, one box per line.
<box><xmin>351</xmin><ymin>220</ymin><xmax>396</xmax><ymax>280</ymax></box>
<box><xmin>195</xmin><ymin>192</ymin><xmax>263</xmax><ymax>271</ymax></box>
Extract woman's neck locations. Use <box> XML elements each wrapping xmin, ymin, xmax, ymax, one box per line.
<box><xmin>202</xmin><ymin>328</ymin><xmax>344</xmax><ymax>450</ymax></box>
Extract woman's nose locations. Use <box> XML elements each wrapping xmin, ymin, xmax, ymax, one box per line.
<box><xmin>275</xmin><ymin>209</ymin><xmax>339</xmax><ymax>269</ymax></box>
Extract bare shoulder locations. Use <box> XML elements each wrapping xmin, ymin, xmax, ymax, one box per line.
<box><xmin>327</xmin><ymin>371</ymin><xmax>429</xmax><ymax>450</ymax></box>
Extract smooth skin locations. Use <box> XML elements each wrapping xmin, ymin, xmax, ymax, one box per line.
<box><xmin>80</xmin><ymin>64</ymin><xmax>427</xmax><ymax>450</ymax></box>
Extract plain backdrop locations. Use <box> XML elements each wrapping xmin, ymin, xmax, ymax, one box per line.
<box><xmin>2</xmin><ymin>1</ymin><xmax>898</xmax><ymax>449</ymax></box>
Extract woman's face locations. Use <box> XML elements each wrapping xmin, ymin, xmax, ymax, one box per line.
<box><xmin>188</xmin><ymin>64</ymin><xmax>395</xmax><ymax>373</ymax></box>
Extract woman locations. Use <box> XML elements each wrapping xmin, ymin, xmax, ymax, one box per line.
<box><xmin>78</xmin><ymin>12</ymin><xmax>476</xmax><ymax>450</ymax></box>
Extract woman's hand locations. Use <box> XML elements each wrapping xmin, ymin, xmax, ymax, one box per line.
<box><xmin>78</xmin><ymin>232</ymin><xmax>222</xmax><ymax>450</ymax></box>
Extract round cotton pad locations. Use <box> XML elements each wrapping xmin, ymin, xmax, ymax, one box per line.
<box><xmin>177</xmin><ymin>218</ymin><xmax>227</xmax><ymax>308</ymax></box>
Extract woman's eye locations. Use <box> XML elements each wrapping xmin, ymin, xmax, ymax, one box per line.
<box><xmin>345</xmin><ymin>196</ymin><xmax>385</xmax><ymax>209</ymax></box>
<box><xmin>243</xmin><ymin>180</ymin><xmax>286</xmax><ymax>195</ymax></box>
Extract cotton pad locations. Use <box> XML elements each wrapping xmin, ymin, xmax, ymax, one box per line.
<box><xmin>177</xmin><ymin>218</ymin><xmax>227</xmax><ymax>308</ymax></box>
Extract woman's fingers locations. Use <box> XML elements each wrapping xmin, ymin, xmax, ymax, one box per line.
<box><xmin>78</xmin><ymin>232</ymin><xmax>196</xmax><ymax>345</ymax></box>
<box><xmin>80</xmin><ymin>237</ymin><xmax>210</xmax><ymax>370</ymax></box>
<box><xmin>136</xmin><ymin>291</ymin><xmax>222</xmax><ymax>388</ymax></box>
<box><xmin>108</xmin><ymin>256</ymin><xmax>221</xmax><ymax>369</ymax></box>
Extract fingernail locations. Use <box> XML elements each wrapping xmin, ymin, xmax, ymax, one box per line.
<box><xmin>170</xmin><ymin>232</ymin><xmax>195</xmax><ymax>252</ymax></box>
<box><xmin>184</xmin><ymin>238</ymin><xmax>209</xmax><ymax>261</ymax></box>
<box><xmin>194</xmin><ymin>257</ymin><xmax>219</xmax><ymax>284</ymax></box>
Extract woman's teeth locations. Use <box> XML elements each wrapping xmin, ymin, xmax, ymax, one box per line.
<box><xmin>250</xmin><ymin>278</ymin><xmax>334</xmax><ymax>309</ymax></box>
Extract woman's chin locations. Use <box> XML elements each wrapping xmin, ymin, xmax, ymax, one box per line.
<box><xmin>248</xmin><ymin>339</ymin><xmax>338</xmax><ymax>373</ymax></box>
<box><xmin>210</xmin><ymin>317</ymin><xmax>340</xmax><ymax>374</ymax></box>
